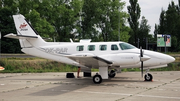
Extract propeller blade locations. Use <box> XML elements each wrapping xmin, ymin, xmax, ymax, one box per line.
<box><xmin>140</xmin><ymin>46</ymin><xmax>143</xmax><ymax>77</ymax></box>
<box><xmin>140</xmin><ymin>46</ymin><xmax>143</xmax><ymax>57</ymax></box>
<box><xmin>141</xmin><ymin>61</ymin><xmax>143</xmax><ymax>77</ymax></box>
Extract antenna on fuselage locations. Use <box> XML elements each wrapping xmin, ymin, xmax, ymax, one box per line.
<box><xmin>70</xmin><ymin>39</ymin><xmax>73</xmax><ymax>43</ymax></box>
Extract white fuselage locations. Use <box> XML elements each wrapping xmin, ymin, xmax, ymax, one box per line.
<box><xmin>21</xmin><ymin>38</ymin><xmax>175</xmax><ymax>69</ymax></box>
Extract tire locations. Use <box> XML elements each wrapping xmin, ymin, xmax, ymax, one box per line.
<box><xmin>144</xmin><ymin>73</ymin><xmax>153</xmax><ymax>81</ymax></box>
<box><xmin>93</xmin><ymin>75</ymin><xmax>102</xmax><ymax>84</ymax></box>
<box><xmin>108</xmin><ymin>70</ymin><xmax>116</xmax><ymax>78</ymax></box>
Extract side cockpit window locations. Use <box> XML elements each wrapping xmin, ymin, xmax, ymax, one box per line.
<box><xmin>119</xmin><ymin>43</ymin><xmax>136</xmax><ymax>50</ymax></box>
<box><xmin>77</xmin><ymin>45</ymin><xmax>84</xmax><ymax>51</ymax></box>
<box><xmin>99</xmin><ymin>45</ymin><xmax>107</xmax><ymax>51</ymax></box>
<box><xmin>111</xmin><ymin>44</ymin><xmax>119</xmax><ymax>50</ymax></box>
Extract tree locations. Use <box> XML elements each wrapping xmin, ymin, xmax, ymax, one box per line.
<box><xmin>127</xmin><ymin>0</ymin><xmax>141</xmax><ymax>46</ymax></box>
<box><xmin>165</xmin><ymin>2</ymin><xmax>179</xmax><ymax>51</ymax></box>
<box><xmin>18</xmin><ymin>0</ymin><xmax>55</xmax><ymax>38</ymax></box>
<box><xmin>0</xmin><ymin>0</ymin><xmax>130</xmax><ymax>53</ymax></box>
<box><xmin>0</xmin><ymin>0</ymin><xmax>21</xmax><ymax>53</ymax></box>
<box><xmin>154</xmin><ymin>24</ymin><xmax>158</xmax><ymax>41</ymax></box>
<box><xmin>166</xmin><ymin>2</ymin><xmax>179</xmax><ymax>36</ymax></box>
<box><xmin>156</xmin><ymin>1</ymin><xmax>180</xmax><ymax>51</ymax></box>
<box><xmin>138</xmin><ymin>16</ymin><xmax>151</xmax><ymax>48</ymax></box>
<box><xmin>48</xmin><ymin>0</ymin><xmax>82</xmax><ymax>42</ymax></box>
<box><xmin>158</xmin><ymin>9</ymin><xmax>166</xmax><ymax>34</ymax></box>
<box><xmin>81</xmin><ymin>0</ymin><xmax>130</xmax><ymax>42</ymax></box>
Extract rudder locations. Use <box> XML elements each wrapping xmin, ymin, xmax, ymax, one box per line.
<box><xmin>11</xmin><ymin>14</ymin><xmax>45</xmax><ymax>48</ymax></box>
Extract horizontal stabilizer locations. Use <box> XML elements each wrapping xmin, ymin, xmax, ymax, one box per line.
<box><xmin>4</xmin><ymin>33</ymin><xmax>38</xmax><ymax>39</ymax></box>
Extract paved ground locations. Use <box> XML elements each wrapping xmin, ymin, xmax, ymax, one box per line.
<box><xmin>0</xmin><ymin>71</ymin><xmax>180</xmax><ymax>101</ymax></box>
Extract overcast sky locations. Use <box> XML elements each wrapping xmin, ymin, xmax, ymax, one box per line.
<box><xmin>123</xmin><ymin>0</ymin><xmax>179</xmax><ymax>34</ymax></box>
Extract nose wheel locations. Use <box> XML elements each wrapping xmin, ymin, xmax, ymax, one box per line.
<box><xmin>144</xmin><ymin>73</ymin><xmax>153</xmax><ymax>81</ymax></box>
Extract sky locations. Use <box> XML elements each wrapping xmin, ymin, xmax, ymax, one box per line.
<box><xmin>122</xmin><ymin>0</ymin><xmax>179</xmax><ymax>34</ymax></box>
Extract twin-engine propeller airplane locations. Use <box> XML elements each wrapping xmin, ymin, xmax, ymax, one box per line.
<box><xmin>5</xmin><ymin>14</ymin><xmax>175</xmax><ymax>84</ymax></box>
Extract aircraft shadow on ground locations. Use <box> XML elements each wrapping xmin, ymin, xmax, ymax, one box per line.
<box><xmin>27</xmin><ymin>76</ymin><xmax>145</xmax><ymax>96</ymax></box>
<box><xmin>28</xmin><ymin>78</ymin><xmax>93</xmax><ymax>96</ymax></box>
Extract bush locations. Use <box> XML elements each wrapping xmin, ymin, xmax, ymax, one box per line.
<box><xmin>0</xmin><ymin>58</ymin><xmax>78</xmax><ymax>73</ymax></box>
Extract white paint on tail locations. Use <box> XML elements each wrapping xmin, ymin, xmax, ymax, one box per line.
<box><xmin>12</xmin><ymin>14</ymin><xmax>46</xmax><ymax>48</ymax></box>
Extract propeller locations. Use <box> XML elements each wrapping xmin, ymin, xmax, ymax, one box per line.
<box><xmin>140</xmin><ymin>46</ymin><xmax>143</xmax><ymax>77</ymax></box>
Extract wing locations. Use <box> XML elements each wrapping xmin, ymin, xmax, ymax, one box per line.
<box><xmin>66</xmin><ymin>53</ymin><xmax>112</xmax><ymax>68</ymax></box>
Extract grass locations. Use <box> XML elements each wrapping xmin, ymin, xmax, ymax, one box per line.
<box><xmin>121</xmin><ymin>63</ymin><xmax>180</xmax><ymax>72</ymax></box>
<box><xmin>0</xmin><ymin>58</ymin><xmax>78</xmax><ymax>73</ymax></box>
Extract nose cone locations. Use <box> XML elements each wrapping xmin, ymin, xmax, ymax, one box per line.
<box><xmin>166</xmin><ymin>55</ymin><xmax>175</xmax><ymax>63</ymax></box>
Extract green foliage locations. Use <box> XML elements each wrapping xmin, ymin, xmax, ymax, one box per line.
<box><xmin>121</xmin><ymin>63</ymin><xmax>180</xmax><ymax>72</ymax></box>
<box><xmin>138</xmin><ymin>16</ymin><xmax>151</xmax><ymax>48</ymax></box>
<box><xmin>0</xmin><ymin>58</ymin><xmax>78</xmax><ymax>73</ymax></box>
<box><xmin>127</xmin><ymin>0</ymin><xmax>141</xmax><ymax>46</ymax></box>
<box><xmin>156</xmin><ymin>1</ymin><xmax>180</xmax><ymax>52</ymax></box>
<box><xmin>0</xmin><ymin>1</ymin><xmax>21</xmax><ymax>53</ymax></box>
<box><xmin>127</xmin><ymin>0</ymin><xmax>153</xmax><ymax>48</ymax></box>
<box><xmin>1</xmin><ymin>0</ymin><xmax>180</xmax><ymax>53</ymax></box>
<box><xmin>81</xmin><ymin>0</ymin><xmax>130</xmax><ymax>42</ymax></box>
<box><xmin>0</xmin><ymin>56</ymin><xmax>179</xmax><ymax>73</ymax></box>
<box><xmin>0</xmin><ymin>0</ymin><xmax>130</xmax><ymax>53</ymax></box>
<box><xmin>28</xmin><ymin>10</ymin><xmax>55</xmax><ymax>38</ymax></box>
<box><xmin>151</xmin><ymin>63</ymin><xmax>180</xmax><ymax>71</ymax></box>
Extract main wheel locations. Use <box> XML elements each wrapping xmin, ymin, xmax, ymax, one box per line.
<box><xmin>144</xmin><ymin>73</ymin><xmax>153</xmax><ymax>81</ymax></box>
<box><xmin>93</xmin><ymin>75</ymin><xmax>102</xmax><ymax>84</ymax></box>
<box><xmin>108</xmin><ymin>70</ymin><xmax>116</xmax><ymax>78</ymax></box>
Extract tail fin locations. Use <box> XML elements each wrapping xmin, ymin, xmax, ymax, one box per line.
<box><xmin>5</xmin><ymin>14</ymin><xmax>45</xmax><ymax>48</ymax></box>
<box><xmin>13</xmin><ymin>14</ymin><xmax>38</xmax><ymax>36</ymax></box>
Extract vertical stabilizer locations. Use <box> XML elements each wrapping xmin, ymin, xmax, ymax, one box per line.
<box><xmin>12</xmin><ymin>14</ymin><xmax>45</xmax><ymax>48</ymax></box>
<box><xmin>13</xmin><ymin>14</ymin><xmax>38</xmax><ymax>36</ymax></box>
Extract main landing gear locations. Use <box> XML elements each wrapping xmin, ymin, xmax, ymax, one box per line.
<box><xmin>93</xmin><ymin>73</ymin><xmax>102</xmax><ymax>84</ymax></box>
<box><xmin>93</xmin><ymin>69</ymin><xmax>116</xmax><ymax>84</ymax></box>
<box><xmin>108</xmin><ymin>70</ymin><xmax>116</xmax><ymax>78</ymax></box>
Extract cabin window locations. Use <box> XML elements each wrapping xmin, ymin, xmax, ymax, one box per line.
<box><xmin>99</xmin><ymin>45</ymin><xmax>107</xmax><ymax>51</ymax></box>
<box><xmin>111</xmin><ymin>44</ymin><xmax>119</xmax><ymax>50</ymax></box>
<box><xmin>119</xmin><ymin>43</ymin><xmax>136</xmax><ymax>50</ymax></box>
<box><xmin>88</xmin><ymin>45</ymin><xmax>95</xmax><ymax>51</ymax></box>
<box><xmin>77</xmin><ymin>45</ymin><xmax>84</xmax><ymax>51</ymax></box>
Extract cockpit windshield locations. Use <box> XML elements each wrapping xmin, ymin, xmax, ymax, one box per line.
<box><xmin>119</xmin><ymin>43</ymin><xmax>137</xmax><ymax>50</ymax></box>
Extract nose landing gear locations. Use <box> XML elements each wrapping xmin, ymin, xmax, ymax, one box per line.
<box><xmin>144</xmin><ymin>69</ymin><xmax>153</xmax><ymax>81</ymax></box>
<box><xmin>144</xmin><ymin>73</ymin><xmax>153</xmax><ymax>81</ymax></box>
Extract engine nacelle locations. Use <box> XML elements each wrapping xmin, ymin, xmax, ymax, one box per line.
<box><xmin>101</xmin><ymin>53</ymin><xmax>141</xmax><ymax>66</ymax></box>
